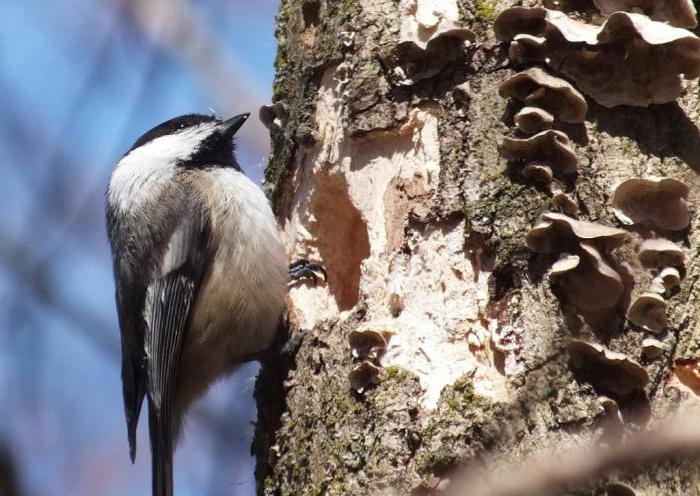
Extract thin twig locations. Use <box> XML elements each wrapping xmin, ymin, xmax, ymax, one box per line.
<box><xmin>450</xmin><ymin>417</ymin><xmax>700</xmax><ymax>496</ymax></box>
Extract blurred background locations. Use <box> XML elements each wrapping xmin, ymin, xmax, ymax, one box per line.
<box><xmin>0</xmin><ymin>0</ymin><xmax>279</xmax><ymax>494</ymax></box>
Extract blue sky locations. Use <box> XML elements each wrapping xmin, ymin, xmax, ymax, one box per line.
<box><xmin>0</xmin><ymin>1</ymin><xmax>280</xmax><ymax>494</ymax></box>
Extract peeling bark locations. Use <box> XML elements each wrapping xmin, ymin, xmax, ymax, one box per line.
<box><xmin>254</xmin><ymin>0</ymin><xmax>700</xmax><ymax>494</ymax></box>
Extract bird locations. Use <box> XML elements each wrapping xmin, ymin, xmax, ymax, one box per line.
<box><xmin>105</xmin><ymin>113</ymin><xmax>297</xmax><ymax>496</ymax></box>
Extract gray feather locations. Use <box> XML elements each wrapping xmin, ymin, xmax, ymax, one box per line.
<box><xmin>144</xmin><ymin>208</ymin><xmax>209</xmax><ymax>496</ymax></box>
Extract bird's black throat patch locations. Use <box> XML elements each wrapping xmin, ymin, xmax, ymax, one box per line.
<box><xmin>182</xmin><ymin>128</ymin><xmax>240</xmax><ymax>171</ymax></box>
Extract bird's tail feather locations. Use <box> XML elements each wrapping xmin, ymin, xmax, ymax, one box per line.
<box><xmin>149</xmin><ymin>399</ymin><xmax>174</xmax><ymax>496</ymax></box>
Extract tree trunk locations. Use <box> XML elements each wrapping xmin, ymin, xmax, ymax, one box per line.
<box><xmin>254</xmin><ymin>0</ymin><xmax>700</xmax><ymax>494</ymax></box>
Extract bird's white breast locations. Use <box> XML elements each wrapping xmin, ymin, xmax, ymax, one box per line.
<box><xmin>189</xmin><ymin>167</ymin><xmax>287</xmax><ymax>355</ymax></box>
<box><xmin>174</xmin><ymin>168</ymin><xmax>287</xmax><ymax>414</ymax></box>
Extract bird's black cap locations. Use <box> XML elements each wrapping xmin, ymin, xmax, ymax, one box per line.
<box><xmin>127</xmin><ymin>114</ymin><xmax>218</xmax><ymax>154</ymax></box>
<box><xmin>125</xmin><ymin>113</ymin><xmax>250</xmax><ymax>170</ymax></box>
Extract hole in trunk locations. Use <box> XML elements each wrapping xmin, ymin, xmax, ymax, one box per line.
<box><xmin>309</xmin><ymin>171</ymin><xmax>369</xmax><ymax>311</ymax></box>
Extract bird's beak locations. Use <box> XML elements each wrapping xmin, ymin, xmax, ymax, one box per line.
<box><xmin>221</xmin><ymin>113</ymin><xmax>250</xmax><ymax>136</ymax></box>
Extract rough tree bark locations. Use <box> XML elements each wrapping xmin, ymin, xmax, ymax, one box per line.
<box><xmin>253</xmin><ymin>0</ymin><xmax>700</xmax><ymax>494</ymax></box>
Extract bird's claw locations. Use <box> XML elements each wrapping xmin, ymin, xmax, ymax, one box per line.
<box><xmin>288</xmin><ymin>259</ymin><xmax>328</xmax><ymax>286</ymax></box>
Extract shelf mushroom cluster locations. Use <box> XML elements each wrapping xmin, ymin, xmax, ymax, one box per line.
<box><xmin>347</xmin><ymin>326</ymin><xmax>394</xmax><ymax>393</ymax></box>
<box><xmin>527</xmin><ymin>213</ymin><xmax>629</xmax><ymax>313</ymax></box>
<box><xmin>524</xmin><ymin>175</ymin><xmax>691</xmax><ymax>392</ymax></box>
<box><xmin>497</xmin><ymin>2</ymin><xmax>697</xmax><ymax>399</ymax></box>
<box><xmin>389</xmin><ymin>0</ymin><xmax>476</xmax><ymax>86</ymax></box>
<box><xmin>612</xmin><ymin>177</ymin><xmax>689</xmax><ymax>334</ymax></box>
<box><xmin>498</xmin><ymin>68</ymin><xmax>587</xmax><ymax>215</ymax></box>
<box><xmin>592</xmin><ymin>0</ymin><xmax>698</xmax><ymax>29</ymax></box>
<box><xmin>567</xmin><ymin>340</ymin><xmax>649</xmax><ymax>396</ymax></box>
<box><xmin>493</xmin><ymin>6</ymin><xmax>700</xmax><ymax>107</ymax></box>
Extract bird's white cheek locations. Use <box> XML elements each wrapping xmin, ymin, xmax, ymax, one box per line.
<box><xmin>107</xmin><ymin>125</ymin><xmax>217</xmax><ymax>212</ymax></box>
<box><xmin>108</xmin><ymin>154</ymin><xmax>177</xmax><ymax>213</ymax></box>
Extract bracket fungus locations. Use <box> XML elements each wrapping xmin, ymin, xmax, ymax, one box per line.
<box><xmin>349</xmin><ymin>328</ymin><xmax>393</xmax><ymax>360</ymax></box>
<box><xmin>605</xmin><ymin>483</ymin><xmax>638</xmax><ymax>496</ymax></box>
<box><xmin>494</xmin><ymin>7</ymin><xmax>554</xmax><ymax>43</ymax></box>
<box><xmin>598</xmin><ymin>395</ymin><xmax>625</xmax><ymax>429</ymax></box>
<box><xmin>592</xmin><ymin>0</ymin><xmax>698</xmax><ymax>29</ymax></box>
<box><xmin>528</xmin><ymin>214</ymin><xmax>628</xmax><ymax>311</ymax></box>
<box><xmin>499</xmin><ymin>67</ymin><xmax>588</xmax><ymax>123</ymax></box>
<box><xmin>612</xmin><ymin>177</ymin><xmax>690</xmax><ymax>231</ymax></box>
<box><xmin>522</xmin><ymin>163</ymin><xmax>554</xmax><ymax>183</ymax></box>
<box><xmin>399</xmin><ymin>0</ymin><xmax>475</xmax><ymax>50</ymax></box>
<box><xmin>259</xmin><ymin>102</ymin><xmax>288</xmax><ymax>135</ymax></box>
<box><xmin>501</xmin><ymin>130</ymin><xmax>578</xmax><ymax>176</ymax></box>
<box><xmin>548</xmin><ymin>243</ymin><xmax>624</xmax><ymax>312</ymax></box>
<box><xmin>391</xmin><ymin>0</ymin><xmax>475</xmax><ymax>85</ymax></box>
<box><xmin>627</xmin><ymin>292</ymin><xmax>668</xmax><ymax>333</ymax></box>
<box><xmin>658</xmin><ymin>267</ymin><xmax>682</xmax><ymax>290</ymax></box>
<box><xmin>494</xmin><ymin>8</ymin><xmax>700</xmax><ymax>107</ymax></box>
<box><xmin>567</xmin><ymin>340</ymin><xmax>649</xmax><ymax>395</ymax></box>
<box><xmin>642</xmin><ymin>338</ymin><xmax>666</xmax><ymax>359</ymax></box>
<box><xmin>349</xmin><ymin>361</ymin><xmax>382</xmax><ymax>394</ymax></box>
<box><xmin>638</xmin><ymin>239</ymin><xmax>686</xmax><ymax>269</ymax></box>
<box><xmin>549</xmin><ymin>252</ymin><xmax>580</xmax><ymax>276</ymax></box>
<box><xmin>650</xmin><ymin>267</ymin><xmax>682</xmax><ymax>294</ymax></box>
<box><xmin>508</xmin><ymin>34</ymin><xmax>548</xmax><ymax>66</ymax></box>
<box><xmin>552</xmin><ymin>190</ymin><xmax>579</xmax><ymax>217</ymax></box>
<box><xmin>514</xmin><ymin>106</ymin><xmax>555</xmax><ymax>134</ymax></box>
<box><xmin>527</xmin><ymin>212</ymin><xmax>629</xmax><ymax>254</ymax></box>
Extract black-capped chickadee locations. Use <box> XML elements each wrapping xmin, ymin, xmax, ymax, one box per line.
<box><xmin>105</xmin><ymin>113</ymin><xmax>290</xmax><ymax>496</ymax></box>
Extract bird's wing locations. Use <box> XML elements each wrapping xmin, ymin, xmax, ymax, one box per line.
<box><xmin>144</xmin><ymin>207</ymin><xmax>210</xmax><ymax>496</ymax></box>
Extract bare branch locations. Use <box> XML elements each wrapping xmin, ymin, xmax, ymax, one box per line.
<box><xmin>450</xmin><ymin>417</ymin><xmax>700</xmax><ymax>496</ymax></box>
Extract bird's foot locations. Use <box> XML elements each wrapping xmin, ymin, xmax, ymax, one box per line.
<box><xmin>288</xmin><ymin>259</ymin><xmax>327</xmax><ymax>286</ymax></box>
